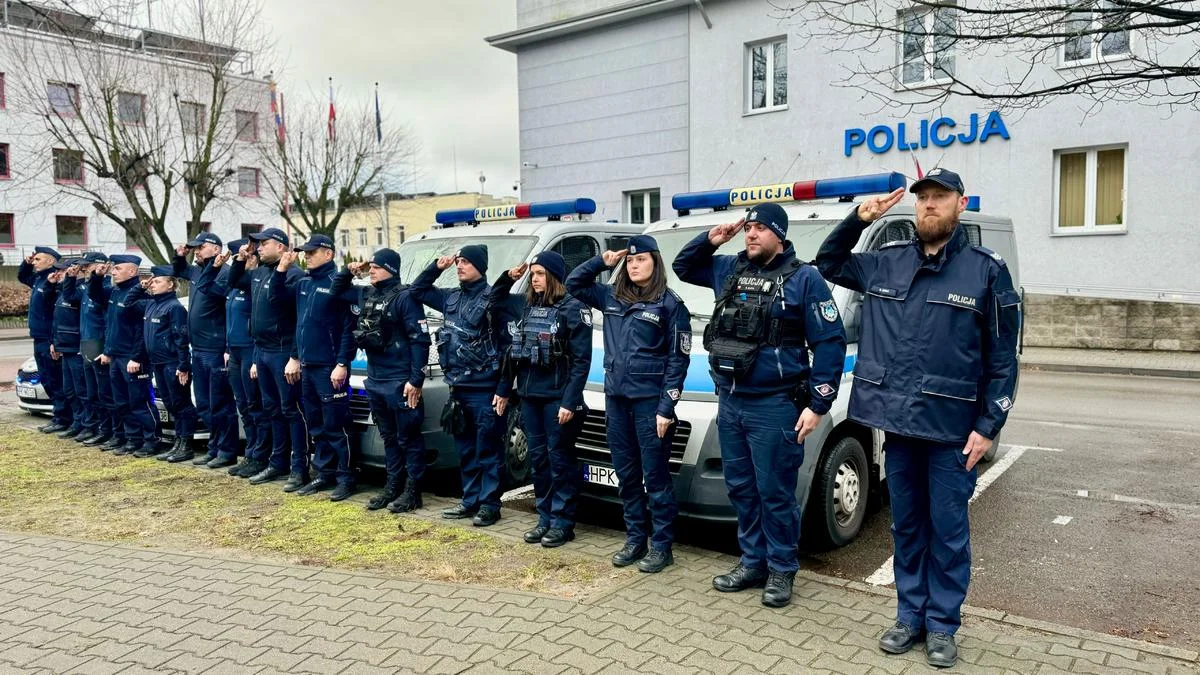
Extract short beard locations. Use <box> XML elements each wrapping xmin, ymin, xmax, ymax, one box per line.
<box><xmin>916</xmin><ymin>214</ymin><xmax>957</xmax><ymax>246</ymax></box>
<box><xmin>258</xmin><ymin>251</ymin><xmax>280</xmax><ymax>264</ymax></box>
<box><xmin>747</xmin><ymin>243</ymin><xmax>781</xmax><ymax>267</ymax></box>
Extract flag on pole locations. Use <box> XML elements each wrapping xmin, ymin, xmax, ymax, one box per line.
<box><xmin>269</xmin><ymin>78</ymin><xmax>286</xmax><ymax>144</ymax></box>
<box><xmin>374</xmin><ymin>82</ymin><xmax>382</xmax><ymax>144</ymax></box>
<box><xmin>911</xmin><ymin>152</ymin><xmax>924</xmax><ymax>180</ymax></box>
<box><xmin>327</xmin><ymin>78</ymin><xmax>336</xmax><ymax>141</ymax></box>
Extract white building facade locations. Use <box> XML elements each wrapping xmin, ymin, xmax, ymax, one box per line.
<box><xmin>489</xmin><ymin>0</ymin><xmax>1200</xmax><ymax>305</ymax></box>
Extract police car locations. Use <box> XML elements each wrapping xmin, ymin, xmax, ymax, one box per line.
<box><xmin>577</xmin><ymin>173</ymin><xmax>1022</xmax><ymax>548</ymax></box>
<box><xmin>14</xmin><ymin>357</ymin><xmax>53</xmax><ymax>415</ymax></box>
<box><xmin>347</xmin><ymin>199</ymin><xmax>643</xmax><ymax>486</ymax></box>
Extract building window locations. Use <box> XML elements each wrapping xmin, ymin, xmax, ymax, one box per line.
<box><xmin>357</xmin><ymin>229</ymin><xmax>367</xmax><ymax>247</ymax></box>
<box><xmin>240</xmin><ymin>223</ymin><xmax>262</xmax><ymax>239</ymax></box>
<box><xmin>180</xmin><ymin>101</ymin><xmax>206</xmax><ymax>135</ymax></box>
<box><xmin>898</xmin><ymin>5</ymin><xmax>957</xmax><ymax>86</ymax></box>
<box><xmin>626</xmin><ymin>189</ymin><xmax>660</xmax><ymax>225</ymax></box>
<box><xmin>746</xmin><ymin>38</ymin><xmax>787</xmax><ymax>113</ymax></box>
<box><xmin>375</xmin><ymin>228</ymin><xmax>384</xmax><ymax>246</ymax></box>
<box><xmin>235</xmin><ymin>110</ymin><xmax>258</xmax><ymax>142</ymax></box>
<box><xmin>1054</xmin><ymin>145</ymin><xmax>1126</xmax><ymax>234</ymax></box>
<box><xmin>52</xmin><ymin>148</ymin><xmax>84</xmax><ymax>184</ymax></box>
<box><xmin>55</xmin><ymin>216</ymin><xmax>87</xmax><ymax>247</ymax></box>
<box><xmin>0</xmin><ymin>213</ymin><xmax>13</xmax><ymax>247</ymax></box>
<box><xmin>1062</xmin><ymin>2</ymin><xmax>1130</xmax><ymax>65</ymax></box>
<box><xmin>117</xmin><ymin>91</ymin><xmax>145</xmax><ymax>125</ymax></box>
<box><xmin>0</xmin><ymin>73</ymin><xmax>6</xmax><ymax>109</ymax></box>
<box><xmin>237</xmin><ymin>167</ymin><xmax>260</xmax><ymax>196</ymax></box>
<box><xmin>0</xmin><ymin>143</ymin><xmax>9</xmax><ymax>179</ymax></box>
<box><xmin>47</xmin><ymin>81</ymin><xmax>79</xmax><ymax>117</ymax></box>
<box><xmin>339</xmin><ymin>229</ymin><xmax>349</xmax><ymax>249</ymax></box>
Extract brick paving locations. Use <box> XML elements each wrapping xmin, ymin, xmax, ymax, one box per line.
<box><xmin>1</xmin><ymin>528</ymin><xmax>1196</xmax><ymax>674</ymax></box>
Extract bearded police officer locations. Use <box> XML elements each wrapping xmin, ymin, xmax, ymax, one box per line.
<box><xmin>20</xmin><ymin>246</ymin><xmax>70</xmax><ymax>433</ymax></box>
<box><xmin>815</xmin><ymin>169</ymin><xmax>1020</xmax><ymax>668</ymax></box>
<box><xmin>674</xmin><ymin>202</ymin><xmax>847</xmax><ymax>606</ymax></box>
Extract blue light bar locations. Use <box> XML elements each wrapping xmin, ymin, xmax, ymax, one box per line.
<box><xmin>435</xmin><ymin>198</ymin><xmax>596</xmax><ymax>225</ymax></box>
<box><xmin>671</xmin><ymin>172</ymin><xmax>907</xmax><ymax>212</ymax></box>
<box><xmin>966</xmin><ymin>195</ymin><xmax>981</xmax><ymax>212</ymax></box>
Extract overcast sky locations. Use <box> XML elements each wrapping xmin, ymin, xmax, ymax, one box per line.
<box><xmin>262</xmin><ymin>0</ymin><xmax>521</xmax><ymax>198</ymax></box>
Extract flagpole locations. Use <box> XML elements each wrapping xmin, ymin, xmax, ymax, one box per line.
<box><xmin>376</xmin><ymin>82</ymin><xmax>390</xmax><ymax>249</ymax></box>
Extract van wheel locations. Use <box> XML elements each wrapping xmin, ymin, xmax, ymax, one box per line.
<box><xmin>805</xmin><ymin>436</ymin><xmax>870</xmax><ymax>549</ymax></box>
<box><xmin>502</xmin><ymin>405</ymin><xmax>530</xmax><ymax>488</ymax></box>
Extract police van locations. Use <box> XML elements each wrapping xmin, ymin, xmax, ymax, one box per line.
<box><xmin>347</xmin><ymin>199</ymin><xmax>643</xmax><ymax>485</ymax></box>
<box><xmin>576</xmin><ymin>173</ymin><xmax>1022</xmax><ymax>548</ymax></box>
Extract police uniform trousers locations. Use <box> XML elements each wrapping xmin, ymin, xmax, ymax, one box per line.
<box><xmin>604</xmin><ymin>395</ymin><xmax>678</xmax><ymax>552</ymax></box>
<box><xmin>364</xmin><ymin>378</ymin><xmax>425</xmax><ymax>491</ymax></box>
<box><xmin>57</xmin><ymin>351</ymin><xmax>87</xmax><ymax>432</ymax></box>
<box><xmin>227</xmin><ymin>345</ymin><xmax>269</xmax><ymax>465</ymax></box>
<box><xmin>717</xmin><ymin>391</ymin><xmax>807</xmax><ymax>573</ymax></box>
<box><xmin>154</xmin><ymin>363</ymin><xmax>197</xmax><ymax>439</ymax></box>
<box><xmin>110</xmin><ymin>357</ymin><xmax>157</xmax><ymax>445</ymax></box>
<box><xmin>80</xmin><ymin>345</ymin><xmax>116</xmax><ymax>440</ymax></box>
<box><xmin>885</xmin><ymin>434</ymin><xmax>978</xmax><ymax>635</ymax></box>
<box><xmin>300</xmin><ymin>364</ymin><xmax>352</xmax><ymax>486</ymax></box>
<box><xmin>193</xmin><ymin>350</ymin><xmax>238</xmax><ymax>461</ymax></box>
<box><xmin>254</xmin><ymin>349</ymin><xmax>309</xmax><ymax>476</ymax></box>
<box><xmin>452</xmin><ymin>387</ymin><xmax>506</xmax><ymax>511</ymax></box>
<box><xmin>33</xmin><ymin>339</ymin><xmax>69</xmax><ymax>426</ymax></box>
<box><xmin>521</xmin><ymin>397</ymin><xmax>585</xmax><ymax>531</ymax></box>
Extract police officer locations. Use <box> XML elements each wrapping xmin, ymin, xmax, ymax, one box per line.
<box><xmin>19</xmin><ymin>246</ymin><xmax>69</xmax><ymax>433</ymax></box>
<box><xmin>92</xmin><ymin>255</ymin><xmax>159</xmax><ymax>456</ymax></box>
<box><xmin>78</xmin><ymin>252</ymin><xmax>118</xmax><ymax>447</ymax></box>
<box><xmin>227</xmin><ymin>228</ymin><xmax>308</xmax><ymax>490</ymax></box>
<box><xmin>217</xmin><ymin>240</ymin><xmax>272</xmax><ymax>478</ymax></box>
<box><xmin>411</xmin><ymin>244</ymin><xmax>515</xmax><ymax>527</ymax></box>
<box><xmin>47</xmin><ymin>259</ymin><xmax>85</xmax><ymax>439</ymax></box>
<box><xmin>330</xmin><ymin>249</ymin><xmax>431</xmax><ymax>513</ymax></box>
<box><xmin>674</xmin><ymin>202</ymin><xmax>847</xmax><ymax>606</ymax></box>
<box><xmin>142</xmin><ymin>265</ymin><xmax>198</xmax><ymax>461</ymax></box>
<box><xmin>173</xmin><ymin>232</ymin><xmax>238</xmax><ymax>468</ymax></box>
<box><xmin>815</xmin><ymin>169</ymin><xmax>1020</xmax><ymax>668</ymax></box>
<box><xmin>498</xmin><ymin>252</ymin><xmax>593</xmax><ymax>548</ymax></box>
<box><xmin>566</xmin><ymin>235</ymin><xmax>691</xmax><ymax>573</ymax></box>
<box><xmin>289</xmin><ymin>235</ymin><xmax>357</xmax><ymax>501</ymax></box>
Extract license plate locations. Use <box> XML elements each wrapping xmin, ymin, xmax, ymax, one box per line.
<box><xmin>158</xmin><ymin>410</ymin><xmax>170</xmax><ymax>423</ymax></box>
<box><xmin>16</xmin><ymin>385</ymin><xmax>35</xmax><ymax>398</ymax></box>
<box><xmin>582</xmin><ymin>464</ymin><xmax>620</xmax><ymax>488</ymax></box>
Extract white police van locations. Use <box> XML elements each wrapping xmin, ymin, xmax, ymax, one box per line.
<box><xmin>576</xmin><ymin>173</ymin><xmax>1022</xmax><ymax>548</ymax></box>
<box><xmin>347</xmin><ymin>198</ymin><xmax>643</xmax><ymax>486</ymax></box>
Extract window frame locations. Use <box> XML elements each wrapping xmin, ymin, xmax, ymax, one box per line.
<box><xmin>240</xmin><ymin>223</ymin><xmax>263</xmax><ymax>239</ymax></box>
<box><xmin>744</xmin><ymin>36</ymin><xmax>788</xmax><ymax>115</ymax></box>
<box><xmin>340</xmin><ymin>229</ymin><xmax>350</xmax><ymax>249</ymax></box>
<box><xmin>0</xmin><ymin>142</ymin><xmax>9</xmax><ymax>180</ymax></box>
<box><xmin>1051</xmin><ymin>144</ymin><xmax>1128</xmax><ymax>236</ymax></box>
<box><xmin>1058</xmin><ymin>3</ymin><xmax>1133</xmax><ymax>68</ymax></box>
<box><xmin>0</xmin><ymin>73</ymin><xmax>6</xmax><ymax>109</ymax></box>
<box><xmin>357</xmin><ymin>228</ymin><xmax>367</xmax><ymax>247</ymax></box>
<box><xmin>895</xmin><ymin>4</ymin><xmax>958</xmax><ymax>89</ymax></box>
<box><xmin>116</xmin><ymin>91</ymin><xmax>146</xmax><ymax>126</ymax></box>
<box><xmin>52</xmin><ymin>148</ymin><xmax>85</xmax><ymax>184</ymax></box>
<box><xmin>235</xmin><ymin>109</ymin><xmax>259</xmax><ymax>142</ymax></box>
<box><xmin>0</xmin><ymin>213</ymin><xmax>14</xmax><ymax>248</ymax></box>
<box><xmin>180</xmin><ymin>101</ymin><xmax>206</xmax><ymax>136</ymax></box>
<box><xmin>237</xmin><ymin>167</ymin><xmax>260</xmax><ymax>197</ymax></box>
<box><xmin>47</xmin><ymin>81</ymin><xmax>80</xmax><ymax>118</ymax></box>
<box><xmin>55</xmin><ymin>215</ymin><xmax>88</xmax><ymax>248</ymax></box>
<box><xmin>625</xmin><ymin>189</ymin><xmax>661</xmax><ymax>225</ymax></box>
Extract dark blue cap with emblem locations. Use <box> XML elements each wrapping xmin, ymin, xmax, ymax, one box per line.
<box><xmin>371</xmin><ymin>248</ymin><xmax>401</xmax><ymax>276</ymax></box>
<box><xmin>186</xmin><ymin>232</ymin><xmax>222</xmax><ymax>248</ymax></box>
<box><xmin>745</xmin><ymin>202</ymin><xmax>789</xmax><ymax>243</ymax></box>
<box><xmin>109</xmin><ymin>254</ymin><xmax>142</xmax><ymax>266</ymax></box>
<box><xmin>530</xmin><ymin>251</ymin><xmax>566</xmax><ymax>282</ymax></box>
<box><xmin>294</xmin><ymin>234</ymin><xmax>335</xmax><ymax>252</ymax></box>
<box><xmin>227</xmin><ymin>238</ymin><xmax>247</xmax><ymax>254</ymax></box>
<box><xmin>626</xmin><ymin>235</ymin><xmax>658</xmax><ymax>256</ymax></box>
<box><xmin>248</xmin><ymin>227</ymin><xmax>289</xmax><ymax>247</ymax></box>
<box><xmin>149</xmin><ymin>264</ymin><xmax>178</xmax><ymax>278</ymax></box>
<box><xmin>34</xmin><ymin>246</ymin><xmax>62</xmax><ymax>260</ymax></box>
<box><xmin>53</xmin><ymin>257</ymin><xmax>83</xmax><ymax>269</ymax></box>
<box><xmin>910</xmin><ymin>167</ymin><xmax>965</xmax><ymax>194</ymax></box>
<box><xmin>82</xmin><ymin>251</ymin><xmax>108</xmax><ymax>263</ymax></box>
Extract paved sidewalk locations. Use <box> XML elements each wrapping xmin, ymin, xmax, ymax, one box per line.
<box><xmin>0</xmin><ymin>531</ymin><xmax>1195</xmax><ymax>674</ymax></box>
<box><xmin>1021</xmin><ymin>347</ymin><xmax>1200</xmax><ymax>379</ymax></box>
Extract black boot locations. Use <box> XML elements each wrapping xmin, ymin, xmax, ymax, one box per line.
<box><xmin>84</xmin><ymin>434</ymin><xmax>113</xmax><ymax>448</ymax></box>
<box><xmin>441</xmin><ymin>503</ymin><xmax>478</xmax><ymax>520</ymax></box>
<box><xmin>166</xmin><ymin>438</ymin><xmax>195</xmax><ymax>463</ymax></box>
<box><xmin>56</xmin><ymin>426</ymin><xmax>82</xmax><ymax>439</ymax></box>
<box><xmin>524</xmin><ymin>525</ymin><xmax>549</xmax><ymax>544</ymax></box>
<box><xmin>879</xmin><ymin>622</ymin><xmax>924</xmax><ymax>655</ymax></box>
<box><xmin>248</xmin><ymin>466</ymin><xmax>288</xmax><ymax>484</ymax></box>
<box><xmin>713</xmin><ymin>564</ymin><xmax>768</xmax><ymax>593</ymax></box>
<box><xmin>366</xmin><ymin>478</ymin><xmax>402</xmax><ymax>511</ymax></box>
<box><xmin>329</xmin><ymin>482</ymin><xmax>354</xmax><ymax>502</ymax></box>
<box><xmin>296</xmin><ymin>477</ymin><xmax>333</xmax><ymax>496</ymax></box>
<box><xmin>41</xmin><ymin>422</ymin><xmax>68</xmax><ymax>434</ymax></box>
<box><xmin>132</xmin><ymin>442</ymin><xmax>160</xmax><ymax>458</ymax></box>
<box><xmin>386</xmin><ymin>485</ymin><xmax>422</xmax><ymax>513</ymax></box>
<box><xmin>74</xmin><ymin>430</ymin><xmax>98</xmax><ymax>444</ymax></box>
<box><xmin>637</xmin><ymin>548</ymin><xmax>674</xmax><ymax>573</ymax></box>
<box><xmin>472</xmin><ymin>508</ymin><xmax>500</xmax><ymax>527</ymax></box>
<box><xmin>925</xmin><ymin>633</ymin><xmax>958</xmax><ymax>668</ymax></box>
<box><xmin>113</xmin><ymin>441</ymin><xmax>140</xmax><ymax>456</ymax></box>
<box><xmin>761</xmin><ymin>571</ymin><xmax>796</xmax><ymax>608</ymax></box>
<box><xmin>611</xmin><ymin>542</ymin><xmax>648</xmax><ymax>568</ymax></box>
<box><xmin>192</xmin><ymin>452</ymin><xmax>214</xmax><ymax>466</ymax></box>
<box><xmin>540</xmin><ymin>528</ymin><xmax>575</xmax><ymax>548</ymax></box>
<box><xmin>282</xmin><ymin>472</ymin><xmax>310</xmax><ymax>493</ymax></box>
<box><xmin>99</xmin><ymin>437</ymin><xmax>125</xmax><ymax>451</ymax></box>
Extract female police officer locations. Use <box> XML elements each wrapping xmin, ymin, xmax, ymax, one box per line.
<box><xmin>566</xmin><ymin>235</ymin><xmax>691</xmax><ymax>573</ymax></box>
<box><xmin>496</xmin><ymin>252</ymin><xmax>592</xmax><ymax>548</ymax></box>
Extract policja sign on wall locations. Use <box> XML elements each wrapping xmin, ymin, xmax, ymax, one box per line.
<box><xmin>844</xmin><ymin>112</ymin><xmax>1011</xmax><ymax>157</ymax></box>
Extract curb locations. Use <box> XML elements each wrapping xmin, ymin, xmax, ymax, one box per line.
<box><xmin>1021</xmin><ymin>361</ymin><xmax>1200</xmax><ymax>380</ymax></box>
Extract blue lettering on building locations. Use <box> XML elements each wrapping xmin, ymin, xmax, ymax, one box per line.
<box><xmin>844</xmin><ymin>112</ymin><xmax>1010</xmax><ymax>157</ymax></box>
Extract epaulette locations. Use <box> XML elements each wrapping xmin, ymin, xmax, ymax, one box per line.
<box><xmin>665</xmin><ymin>288</ymin><xmax>684</xmax><ymax>303</ymax></box>
<box><xmin>880</xmin><ymin>239</ymin><xmax>913</xmax><ymax>250</ymax></box>
<box><xmin>971</xmin><ymin>245</ymin><xmax>1006</xmax><ymax>266</ymax></box>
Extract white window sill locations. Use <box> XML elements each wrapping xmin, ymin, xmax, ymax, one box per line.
<box><xmin>893</xmin><ymin>78</ymin><xmax>953</xmax><ymax>93</ymax></box>
<box><xmin>743</xmin><ymin>105</ymin><xmax>788</xmax><ymax>118</ymax></box>
<box><xmin>1050</xmin><ymin>227</ymin><xmax>1127</xmax><ymax>237</ymax></box>
<box><xmin>1055</xmin><ymin>53</ymin><xmax>1132</xmax><ymax>71</ymax></box>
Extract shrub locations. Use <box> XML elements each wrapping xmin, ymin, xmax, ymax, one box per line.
<box><xmin>0</xmin><ymin>282</ymin><xmax>31</xmax><ymax>318</ymax></box>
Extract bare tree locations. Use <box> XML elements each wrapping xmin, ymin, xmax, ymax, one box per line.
<box><xmin>780</xmin><ymin>0</ymin><xmax>1200</xmax><ymax>113</ymax></box>
<box><xmin>2</xmin><ymin>0</ymin><xmax>272</xmax><ymax>264</ymax></box>
<box><xmin>256</xmin><ymin>90</ymin><xmax>419</xmax><ymax>240</ymax></box>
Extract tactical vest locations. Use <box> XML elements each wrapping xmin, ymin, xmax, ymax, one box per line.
<box><xmin>354</xmin><ymin>283</ymin><xmax>407</xmax><ymax>351</ymax></box>
<box><xmin>703</xmin><ymin>258</ymin><xmax>806</xmax><ymax>377</ymax></box>
<box><xmin>438</xmin><ymin>290</ymin><xmax>499</xmax><ymax>375</ymax></box>
<box><xmin>511</xmin><ymin>305</ymin><xmax>564</xmax><ymax>367</ymax></box>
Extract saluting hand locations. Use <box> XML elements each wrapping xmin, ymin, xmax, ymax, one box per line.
<box><xmin>655</xmin><ymin>415</ymin><xmax>674</xmax><ymax>439</ymax></box>
<box><xmin>856</xmin><ymin>187</ymin><xmax>905</xmax><ymax>223</ymax></box>
<box><xmin>139</xmin><ymin>278</ymin><xmax>151</xmax><ymax>289</ymax></box>
<box><xmin>175</xmin><ymin>244</ymin><xmax>190</xmax><ymax>257</ymax></box>
<box><xmin>435</xmin><ymin>255</ymin><xmax>455</xmax><ymax>271</ymax></box>
<box><xmin>708</xmin><ymin>219</ymin><xmax>743</xmax><ymax>246</ymax></box>
<box><xmin>962</xmin><ymin>431</ymin><xmax>993</xmax><ymax>471</ymax></box>
<box><xmin>237</xmin><ymin>243</ymin><xmax>253</xmax><ymax>261</ymax></box>
<box><xmin>508</xmin><ymin>262</ymin><xmax>529</xmax><ymax>280</ymax></box>
<box><xmin>212</xmin><ymin>252</ymin><xmax>230</xmax><ymax>268</ymax></box>
<box><xmin>602</xmin><ymin>249</ymin><xmax>628</xmax><ymax>267</ymax></box>
<box><xmin>277</xmin><ymin>251</ymin><xmax>297</xmax><ymax>272</ymax></box>
<box><xmin>348</xmin><ymin>261</ymin><xmax>369</xmax><ymax>276</ymax></box>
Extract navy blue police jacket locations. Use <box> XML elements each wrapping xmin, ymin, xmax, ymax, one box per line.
<box><xmin>215</xmin><ymin>267</ymin><xmax>252</xmax><ymax>351</ymax></box>
<box><xmin>81</xmin><ymin>275</ymin><xmax>110</xmax><ymax>344</ymax></box>
<box><xmin>173</xmin><ymin>255</ymin><xmax>227</xmax><ymax>353</ymax></box>
<box><xmin>411</xmin><ymin>263</ymin><xmax>515</xmax><ymax>395</ymax></box>
<box><xmin>91</xmin><ymin>275</ymin><xmax>149</xmax><ymax>362</ymax></box>
<box><xmin>291</xmin><ymin>261</ymin><xmax>356</xmax><ymax>367</ymax></box>
<box><xmin>51</xmin><ymin>277</ymin><xmax>83</xmax><ymax>354</ymax></box>
<box><xmin>493</xmin><ymin>273</ymin><xmax>593</xmax><ymax>412</ymax></box>
<box><xmin>18</xmin><ymin>262</ymin><xmax>58</xmax><ymax>340</ymax></box>
<box><xmin>226</xmin><ymin>257</ymin><xmax>304</xmax><ymax>353</ymax></box>
<box><xmin>566</xmin><ymin>255</ymin><xmax>691</xmax><ymax>419</ymax></box>
<box><xmin>673</xmin><ymin>234</ymin><xmax>847</xmax><ymax>414</ymax></box>
<box><xmin>815</xmin><ymin>212</ymin><xmax>1021</xmax><ymax>444</ymax></box>
<box><xmin>143</xmin><ymin>291</ymin><xmax>191</xmax><ymax>372</ymax></box>
<box><xmin>330</xmin><ymin>272</ymin><xmax>430</xmax><ymax>386</ymax></box>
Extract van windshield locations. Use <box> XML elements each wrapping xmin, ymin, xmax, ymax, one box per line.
<box><xmin>654</xmin><ymin>220</ymin><xmax>840</xmax><ymax>321</ymax></box>
<box><xmin>396</xmin><ymin>235</ymin><xmax>539</xmax><ymax>295</ymax></box>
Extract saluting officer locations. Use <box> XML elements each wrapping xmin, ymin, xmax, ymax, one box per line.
<box><xmin>92</xmin><ymin>255</ymin><xmax>158</xmax><ymax>456</ymax></box>
<box><xmin>498</xmin><ymin>252</ymin><xmax>593</xmax><ymax>548</ymax></box>
<box><xmin>47</xmin><ymin>259</ymin><xmax>85</xmax><ymax>439</ymax></box>
<box><xmin>290</xmin><ymin>235</ymin><xmax>357</xmax><ymax>501</ymax></box>
<box><xmin>78</xmin><ymin>252</ymin><xmax>119</xmax><ymax>448</ymax></box>
<box><xmin>217</xmin><ymin>239</ymin><xmax>271</xmax><ymax>478</ymax></box>
<box><xmin>19</xmin><ymin>246</ymin><xmax>69</xmax><ymax>433</ymax></box>
<box><xmin>566</xmin><ymin>235</ymin><xmax>691</xmax><ymax>573</ymax></box>
<box><xmin>142</xmin><ymin>265</ymin><xmax>198</xmax><ymax>462</ymax></box>
<box><xmin>227</xmin><ymin>229</ymin><xmax>308</xmax><ymax>491</ymax></box>
<box><xmin>815</xmin><ymin>169</ymin><xmax>1020</xmax><ymax>668</ymax></box>
<box><xmin>411</xmin><ymin>245</ymin><xmax>515</xmax><ymax>528</ymax></box>
<box><xmin>674</xmin><ymin>202</ymin><xmax>847</xmax><ymax>607</ymax></box>
<box><xmin>330</xmin><ymin>249</ymin><xmax>431</xmax><ymax>514</ymax></box>
<box><xmin>173</xmin><ymin>232</ymin><xmax>239</xmax><ymax>468</ymax></box>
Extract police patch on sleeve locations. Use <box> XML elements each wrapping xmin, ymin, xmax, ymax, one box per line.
<box><xmin>667</xmin><ymin>388</ymin><xmax>680</xmax><ymax>401</ymax></box>
<box><xmin>679</xmin><ymin>332</ymin><xmax>691</xmax><ymax>354</ymax></box>
<box><xmin>995</xmin><ymin>396</ymin><xmax>1013</xmax><ymax>412</ymax></box>
<box><xmin>819</xmin><ymin>299</ymin><xmax>839</xmax><ymax>323</ymax></box>
<box><xmin>814</xmin><ymin>383</ymin><xmax>835</xmax><ymax>398</ymax></box>
<box><xmin>580</xmin><ymin>308</ymin><xmax>592</xmax><ymax>327</ymax></box>
<box><xmin>507</xmin><ymin>320</ymin><xmax>519</xmax><ymax>336</ymax></box>
<box><xmin>350</xmin><ymin>304</ymin><xmax>361</xmax><ymax>316</ymax></box>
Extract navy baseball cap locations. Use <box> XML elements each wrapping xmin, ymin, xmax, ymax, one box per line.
<box><xmin>248</xmin><ymin>227</ymin><xmax>289</xmax><ymax>247</ymax></box>
<box><xmin>626</xmin><ymin>235</ymin><xmax>658</xmax><ymax>255</ymax></box>
<box><xmin>910</xmin><ymin>167</ymin><xmax>965</xmax><ymax>194</ymax></box>
<box><xmin>294</xmin><ymin>234</ymin><xmax>335</xmax><ymax>252</ymax></box>
<box><xmin>53</xmin><ymin>257</ymin><xmax>83</xmax><ymax>269</ymax></box>
<box><xmin>227</xmin><ymin>238</ymin><xmax>247</xmax><ymax>254</ymax></box>
<box><xmin>745</xmin><ymin>202</ymin><xmax>789</xmax><ymax>242</ymax></box>
<box><xmin>109</xmin><ymin>254</ymin><xmax>142</xmax><ymax>266</ymax></box>
<box><xmin>82</xmin><ymin>252</ymin><xmax>108</xmax><ymax>263</ymax></box>
<box><xmin>149</xmin><ymin>264</ymin><xmax>178</xmax><ymax>278</ymax></box>
<box><xmin>34</xmin><ymin>246</ymin><xmax>62</xmax><ymax>260</ymax></box>
<box><xmin>186</xmin><ymin>232</ymin><xmax>222</xmax><ymax>248</ymax></box>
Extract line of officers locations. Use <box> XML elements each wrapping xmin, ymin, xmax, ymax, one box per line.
<box><xmin>20</xmin><ymin>172</ymin><xmax>1017</xmax><ymax>666</ymax></box>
